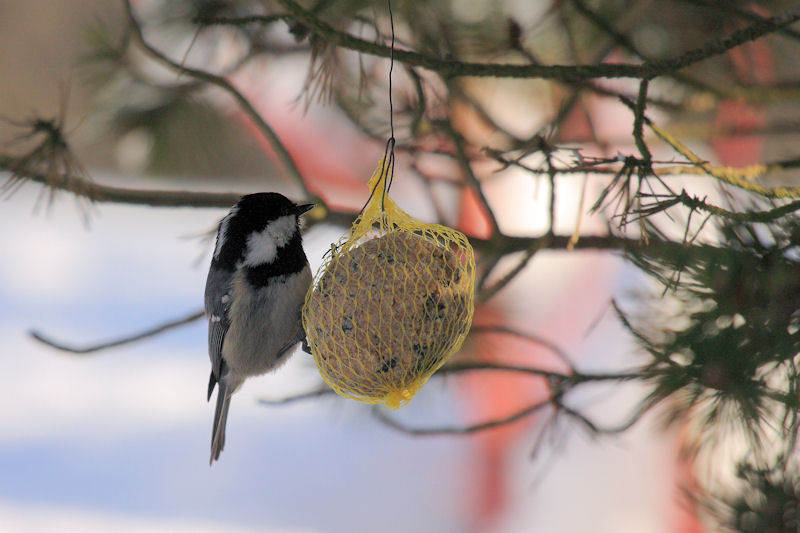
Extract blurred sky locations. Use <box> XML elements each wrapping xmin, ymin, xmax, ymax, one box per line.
<box><xmin>0</xmin><ymin>187</ymin><xmax>478</xmax><ymax>532</ymax></box>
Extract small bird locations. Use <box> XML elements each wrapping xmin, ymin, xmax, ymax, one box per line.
<box><xmin>205</xmin><ymin>193</ymin><xmax>314</xmax><ymax>464</ymax></box>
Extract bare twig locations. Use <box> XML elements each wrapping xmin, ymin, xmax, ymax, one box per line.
<box><xmin>470</xmin><ymin>324</ymin><xmax>575</xmax><ymax>370</ymax></box>
<box><xmin>438</xmin><ymin>360</ymin><xmax>638</xmax><ymax>387</ymax></box>
<box><xmin>258</xmin><ymin>387</ymin><xmax>335</xmax><ymax>405</ymax></box>
<box><xmin>30</xmin><ymin>309</ymin><xmax>205</xmax><ymax>355</ymax></box>
<box><xmin>559</xmin><ymin>403</ymin><xmax>644</xmax><ymax>435</ymax></box>
<box><xmin>438</xmin><ymin>361</ymin><xmax>567</xmax><ymax>380</ymax></box>
<box><xmin>439</xmin><ymin>120</ymin><xmax>501</xmax><ymax>236</ymax></box>
<box><xmin>478</xmin><ymin>241</ymin><xmax>544</xmax><ymax>303</ymax></box>
<box><xmin>371</xmin><ymin>397</ymin><xmax>552</xmax><ymax>435</ymax></box>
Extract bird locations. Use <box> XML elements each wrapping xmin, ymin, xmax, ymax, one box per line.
<box><xmin>205</xmin><ymin>192</ymin><xmax>314</xmax><ymax>464</ymax></box>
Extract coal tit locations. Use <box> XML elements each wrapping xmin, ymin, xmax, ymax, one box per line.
<box><xmin>205</xmin><ymin>193</ymin><xmax>314</xmax><ymax>464</ymax></box>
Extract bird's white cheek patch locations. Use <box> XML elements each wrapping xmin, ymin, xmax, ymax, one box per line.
<box><xmin>243</xmin><ymin>231</ymin><xmax>278</xmax><ymax>266</ymax></box>
<box><xmin>242</xmin><ymin>215</ymin><xmax>296</xmax><ymax>267</ymax></box>
<box><xmin>265</xmin><ymin>215</ymin><xmax>296</xmax><ymax>248</ymax></box>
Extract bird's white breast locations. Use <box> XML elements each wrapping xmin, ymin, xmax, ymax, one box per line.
<box><xmin>222</xmin><ymin>266</ymin><xmax>311</xmax><ymax>378</ymax></box>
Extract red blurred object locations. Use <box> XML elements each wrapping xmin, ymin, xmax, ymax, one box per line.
<box><xmin>711</xmin><ymin>4</ymin><xmax>776</xmax><ymax>167</ymax></box>
<box><xmin>458</xmin><ymin>305</ymin><xmax>555</xmax><ymax>529</ymax></box>
<box><xmin>457</xmin><ymin>187</ymin><xmax>495</xmax><ymax>240</ymax></box>
<box><xmin>235</xmin><ymin>81</ymin><xmax>372</xmax><ymax>209</ymax></box>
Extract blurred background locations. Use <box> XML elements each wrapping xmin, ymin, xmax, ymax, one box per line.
<box><xmin>2</xmin><ymin>1</ymin><xmax>799</xmax><ymax>532</ymax></box>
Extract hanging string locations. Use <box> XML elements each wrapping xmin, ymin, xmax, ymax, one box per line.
<box><xmin>386</xmin><ymin>0</ymin><xmax>395</xmax><ymax>142</ymax></box>
<box><xmin>359</xmin><ymin>0</ymin><xmax>396</xmax><ymax>216</ymax></box>
<box><xmin>380</xmin><ymin>0</ymin><xmax>396</xmax><ymax>211</ymax></box>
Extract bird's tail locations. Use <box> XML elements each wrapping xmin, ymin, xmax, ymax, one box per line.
<box><xmin>210</xmin><ymin>380</ymin><xmax>232</xmax><ymax>465</ymax></box>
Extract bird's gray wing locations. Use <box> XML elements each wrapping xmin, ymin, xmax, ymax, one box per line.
<box><xmin>276</xmin><ymin>302</ymin><xmax>307</xmax><ymax>358</ymax></box>
<box><xmin>205</xmin><ymin>266</ymin><xmax>233</xmax><ymax>400</ymax></box>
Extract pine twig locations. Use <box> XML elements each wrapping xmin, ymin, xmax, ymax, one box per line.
<box><xmin>649</xmin><ymin>121</ymin><xmax>800</xmax><ymax>200</ymax></box>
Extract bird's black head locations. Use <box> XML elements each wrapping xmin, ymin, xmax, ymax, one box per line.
<box><xmin>212</xmin><ymin>193</ymin><xmax>314</xmax><ymax>278</ymax></box>
<box><xmin>236</xmin><ymin>193</ymin><xmax>309</xmax><ymax>226</ymax></box>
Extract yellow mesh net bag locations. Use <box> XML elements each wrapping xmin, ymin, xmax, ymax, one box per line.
<box><xmin>303</xmin><ymin>158</ymin><xmax>476</xmax><ymax>409</ymax></box>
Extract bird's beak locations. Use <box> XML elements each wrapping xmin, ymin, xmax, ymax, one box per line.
<box><xmin>295</xmin><ymin>203</ymin><xmax>315</xmax><ymax>216</ymax></box>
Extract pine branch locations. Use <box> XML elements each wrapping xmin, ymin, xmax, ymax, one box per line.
<box><xmin>1</xmin><ymin>154</ymin><xmax>242</xmax><ymax>207</ymax></box>
<box><xmin>278</xmin><ymin>0</ymin><xmax>800</xmax><ymax>81</ymax></box>
<box><xmin>632</xmin><ymin>80</ymin><xmax>652</xmax><ymax>165</ymax></box>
